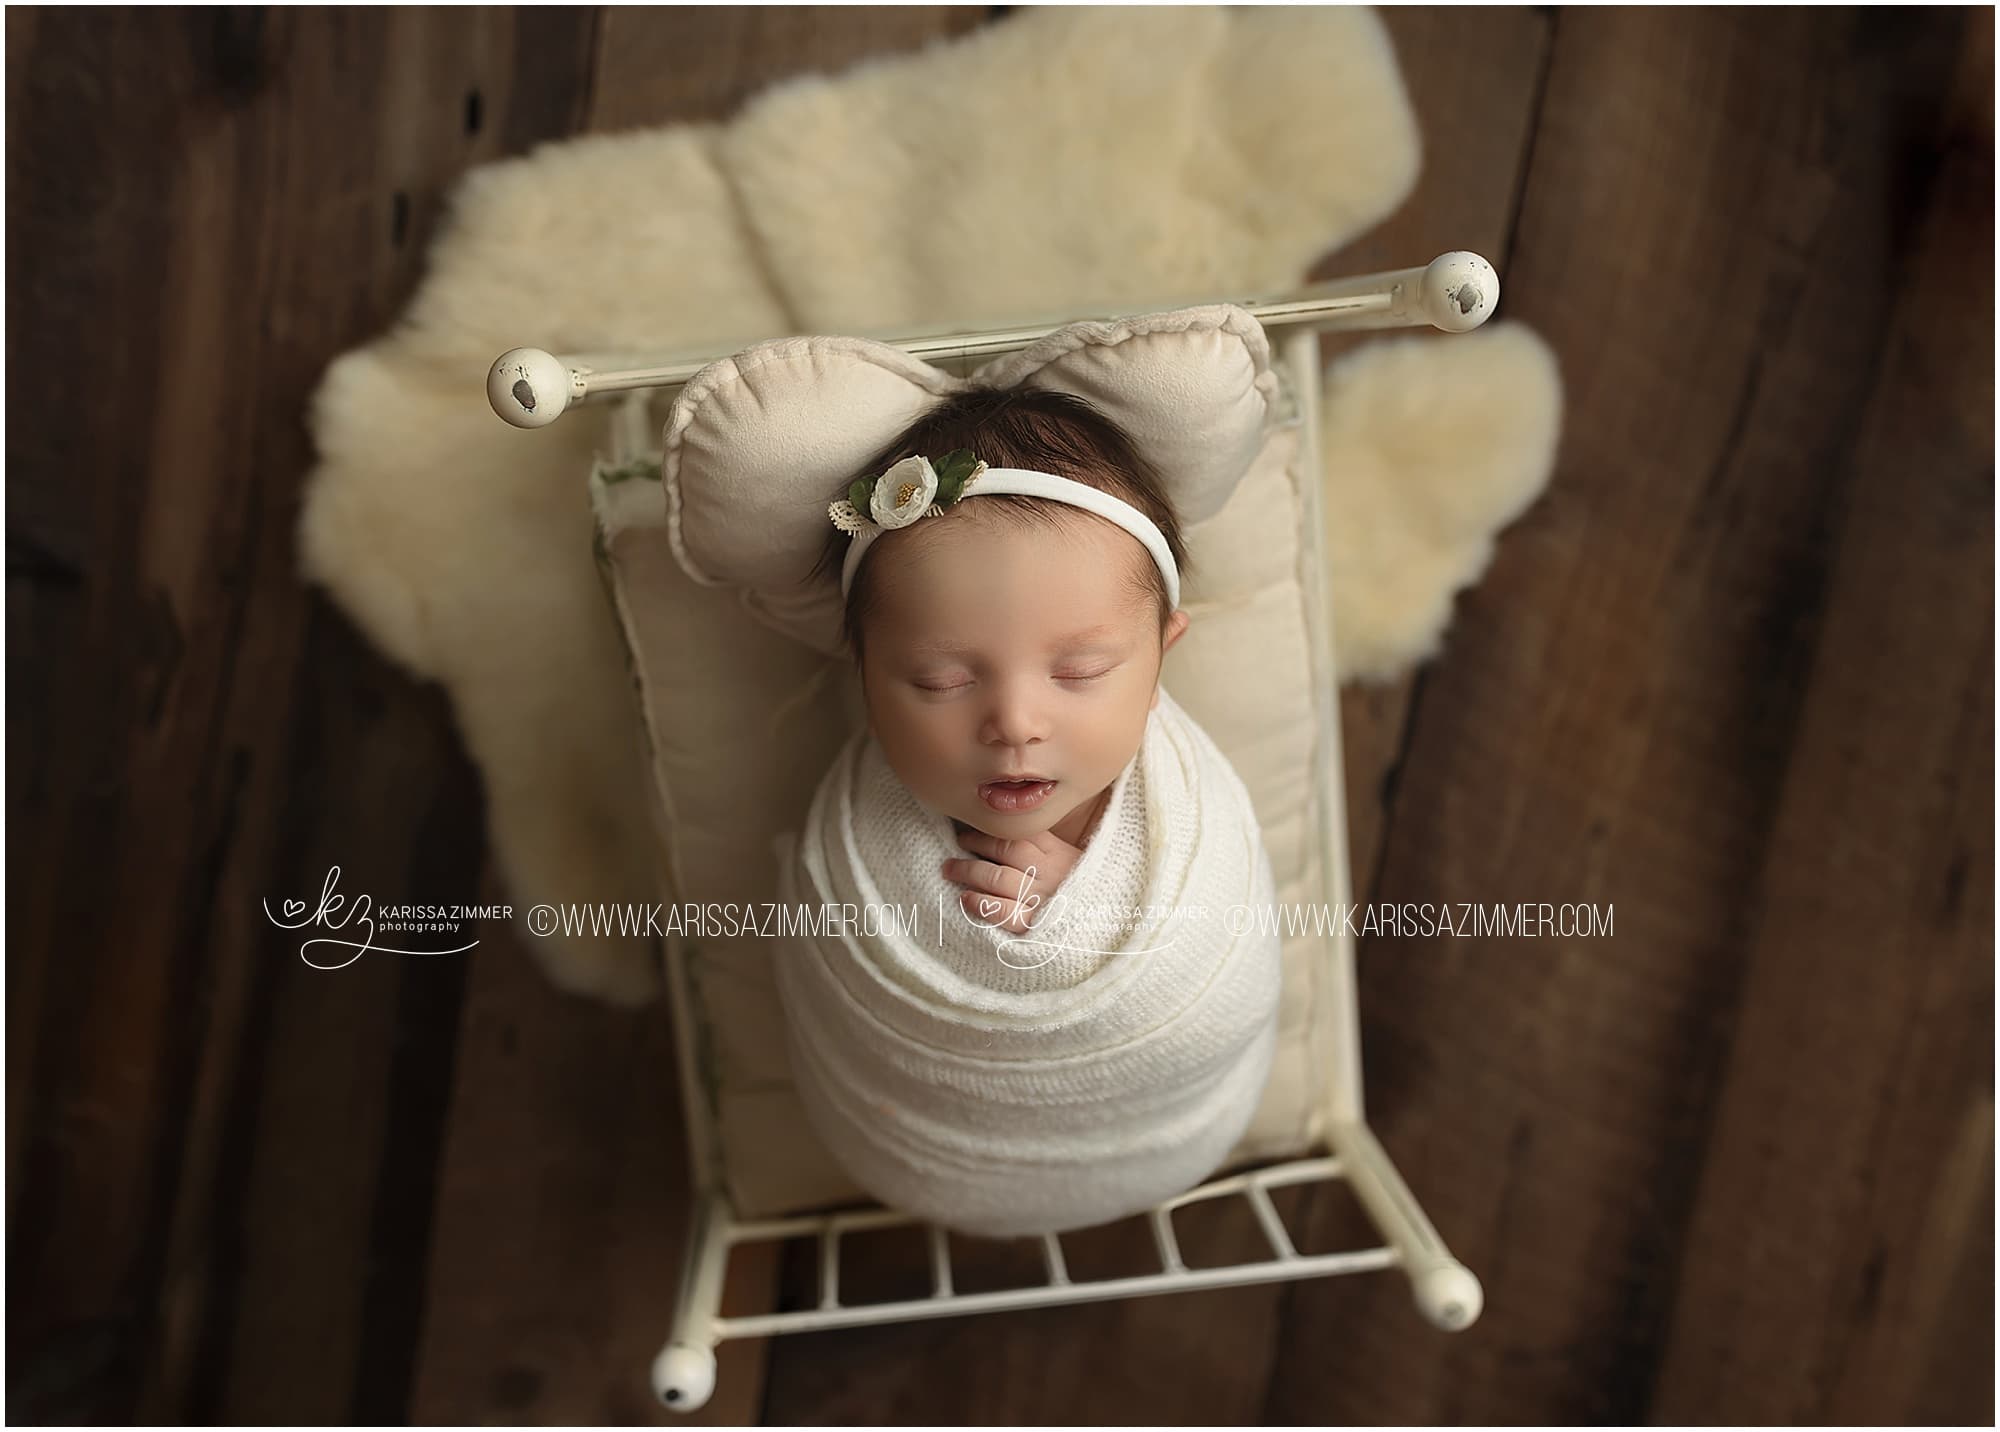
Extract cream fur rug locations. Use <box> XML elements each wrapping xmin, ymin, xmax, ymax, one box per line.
<box><xmin>298</xmin><ymin>6</ymin><xmax>1563</xmax><ymax>1008</ymax></box>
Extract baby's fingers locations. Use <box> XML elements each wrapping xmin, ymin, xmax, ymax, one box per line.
<box><xmin>942</xmin><ymin>856</ymin><xmax>1040</xmax><ymax>904</ymax></box>
<box><xmin>955</xmin><ymin>828</ymin><xmax>1047</xmax><ymax>873</ymax></box>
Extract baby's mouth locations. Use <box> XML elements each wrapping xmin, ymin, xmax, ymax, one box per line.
<box><xmin>978</xmin><ymin>777</ymin><xmax>1057</xmax><ymax>812</ymax></box>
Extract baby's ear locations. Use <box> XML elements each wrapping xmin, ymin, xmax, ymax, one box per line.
<box><xmin>1161</xmin><ymin>608</ymin><xmax>1191</xmax><ymax>654</ymax></box>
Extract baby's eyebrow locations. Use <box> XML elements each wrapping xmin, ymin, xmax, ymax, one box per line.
<box><xmin>909</xmin><ymin>625</ymin><xmax>1125</xmax><ymax>658</ymax></box>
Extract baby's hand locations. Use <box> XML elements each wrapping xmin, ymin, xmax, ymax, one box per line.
<box><xmin>942</xmin><ymin>827</ymin><xmax>1084</xmax><ymax>935</ymax></box>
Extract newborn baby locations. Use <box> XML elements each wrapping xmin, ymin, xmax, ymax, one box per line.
<box><xmin>775</xmin><ymin>385</ymin><xmax>1283</xmax><ymax>1238</ymax></box>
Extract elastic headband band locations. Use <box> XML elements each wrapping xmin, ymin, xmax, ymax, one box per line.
<box><xmin>836</xmin><ymin>465</ymin><xmax>1181</xmax><ymax>609</ymax></box>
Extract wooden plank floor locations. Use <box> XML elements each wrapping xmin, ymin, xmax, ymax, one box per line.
<box><xmin>7</xmin><ymin>7</ymin><xmax>1990</xmax><ymax>1425</ymax></box>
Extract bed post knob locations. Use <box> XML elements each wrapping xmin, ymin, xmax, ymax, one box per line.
<box><xmin>488</xmin><ymin>347</ymin><xmax>577</xmax><ymax>428</ymax></box>
<box><xmin>1412</xmin><ymin>1258</ymin><xmax>1485</xmax><ymax>1330</ymax></box>
<box><xmin>1420</xmin><ymin>252</ymin><xmax>1500</xmax><ymax>332</ymax></box>
<box><xmin>650</xmin><ymin>1341</ymin><xmax>716</xmax><ymax>1413</ymax></box>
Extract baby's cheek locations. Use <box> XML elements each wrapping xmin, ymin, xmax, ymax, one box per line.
<box><xmin>875</xmin><ymin>711</ymin><xmax>960</xmax><ymax>787</ymax></box>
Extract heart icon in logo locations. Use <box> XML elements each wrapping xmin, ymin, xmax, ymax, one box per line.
<box><xmin>284</xmin><ymin>899</ymin><xmax>306</xmax><ymax>918</ymax></box>
<box><xmin>977</xmin><ymin>896</ymin><xmax>1003</xmax><ymax>920</ymax></box>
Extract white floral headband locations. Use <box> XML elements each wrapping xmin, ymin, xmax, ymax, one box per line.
<box><xmin>828</xmin><ymin>450</ymin><xmax>1182</xmax><ymax>607</ymax></box>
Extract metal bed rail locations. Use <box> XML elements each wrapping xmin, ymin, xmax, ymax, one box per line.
<box><xmin>486</xmin><ymin>252</ymin><xmax>1498</xmax><ymax>427</ymax></box>
<box><xmin>647</xmin><ymin>1132</ymin><xmax>1481</xmax><ymax>1411</ymax></box>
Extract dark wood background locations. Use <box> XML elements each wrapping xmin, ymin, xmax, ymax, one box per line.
<box><xmin>8</xmin><ymin>6</ymin><xmax>1992</xmax><ymax>1425</ymax></box>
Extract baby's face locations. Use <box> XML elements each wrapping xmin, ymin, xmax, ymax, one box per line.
<box><xmin>859</xmin><ymin>509</ymin><xmax>1188</xmax><ymax>842</ymax></box>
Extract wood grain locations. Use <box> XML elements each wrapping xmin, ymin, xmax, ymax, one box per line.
<box><xmin>1648</xmin><ymin>16</ymin><xmax>1994</xmax><ymax>1418</ymax></box>
<box><xmin>5</xmin><ymin>9</ymin><xmax>581</xmax><ymax>1423</ymax></box>
<box><xmin>1264</xmin><ymin>7</ymin><xmax>1993</xmax><ymax>1424</ymax></box>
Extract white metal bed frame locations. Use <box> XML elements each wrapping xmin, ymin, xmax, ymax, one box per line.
<box><xmin>489</xmin><ymin>252</ymin><xmax>1498</xmax><ymax>1414</ymax></box>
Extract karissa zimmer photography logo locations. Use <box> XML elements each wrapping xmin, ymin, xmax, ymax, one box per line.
<box><xmin>263</xmin><ymin>864</ymin><xmax>509</xmax><ymax>969</ymax></box>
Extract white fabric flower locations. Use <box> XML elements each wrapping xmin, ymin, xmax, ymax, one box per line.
<box><xmin>870</xmin><ymin>455</ymin><xmax>938</xmax><ymax>530</ymax></box>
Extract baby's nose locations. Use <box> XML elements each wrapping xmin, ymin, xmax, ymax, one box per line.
<box><xmin>981</xmin><ymin>699</ymin><xmax>1048</xmax><ymax>747</ymax></box>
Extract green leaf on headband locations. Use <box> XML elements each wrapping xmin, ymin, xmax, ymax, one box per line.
<box><xmin>847</xmin><ymin>476</ymin><xmax>874</xmax><ymax>511</ymax></box>
<box><xmin>933</xmin><ymin>449</ymin><xmax>979</xmax><ymax>504</ymax></box>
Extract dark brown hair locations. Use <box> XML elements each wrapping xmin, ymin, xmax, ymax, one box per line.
<box><xmin>807</xmin><ymin>388</ymin><xmax>1191</xmax><ymax>663</ymax></box>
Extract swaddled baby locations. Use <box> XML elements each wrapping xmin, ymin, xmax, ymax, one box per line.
<box><xmin>774</xmin><ymin>386</ymin><xmax>1283</xmax><ymax>1238</ymax></box>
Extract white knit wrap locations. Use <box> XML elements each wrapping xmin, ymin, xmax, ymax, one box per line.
<box><xmin>772</xmin><ymin>686</ymin><xmax>1283</xmax><ymax>1238</ymax></box>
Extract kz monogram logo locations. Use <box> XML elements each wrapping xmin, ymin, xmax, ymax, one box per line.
<box><xmin>263</xmin><ymin>864</ymin><xmax>486</xmax><ymax>970</ymax></box>
<box><xmin>956</xmin><ymin>863</ymin><xmax>1188</xmax><ymax>970</ymax></box>
<box><xmin>972</xmin><ymin>864</ymin><xmax>1044</xmax><ymax>930</ymax></box>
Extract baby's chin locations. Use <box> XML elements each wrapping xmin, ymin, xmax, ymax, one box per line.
<box><xmin>950</xmin><ymin>809</ymin><xmax>1057</xmax><ymax>839</ymax></box>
